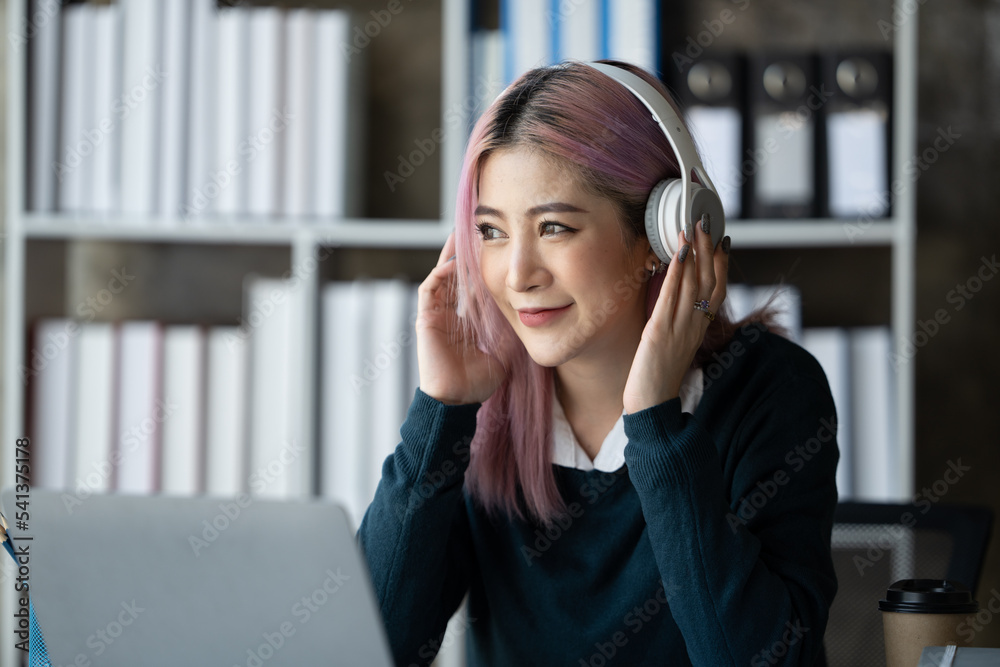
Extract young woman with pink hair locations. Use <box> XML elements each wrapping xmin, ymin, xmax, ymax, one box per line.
<box><xmin>359</xmin><ymin>60</ymin><xmax>838</xmax><ymax>666</ymax></box>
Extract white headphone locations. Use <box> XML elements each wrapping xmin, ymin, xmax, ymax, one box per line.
<box><xmin>587</xmin><ymin>62</ymin><xmax>726</xmax><ymax>262</ymax></box>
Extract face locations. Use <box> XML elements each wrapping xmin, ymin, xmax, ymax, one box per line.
<box><xmin>475</xmin><ymin>146</ymin><xmax>653</xmax><ymax>369</ymax></box>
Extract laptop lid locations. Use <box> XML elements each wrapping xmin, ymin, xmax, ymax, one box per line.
<box><xmin>0</xmin><ymin>489</ymin><xmax>394</xmax><ymax>667</ymax></box>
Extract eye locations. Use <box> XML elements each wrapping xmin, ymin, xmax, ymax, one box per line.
<box><xmin>476</xmin><ymin>222</ymin><xmax>505</xmax><ymax>240</ymax></box>
<box><xmin>540</xmin><ymin>220</ymin><xmax>574</xmax><ymax>236</ymax></box>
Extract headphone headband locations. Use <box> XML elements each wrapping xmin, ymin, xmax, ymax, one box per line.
<box><xmin>586</xmin><ymin>63</ymin><xmax>721</xmax><ymax>235</ymax></box>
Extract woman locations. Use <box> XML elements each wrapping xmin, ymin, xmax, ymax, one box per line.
<box><xmin>358</xmin><ymin>60</ymin><xmax>838</xmax><ymax>666</ymax></box>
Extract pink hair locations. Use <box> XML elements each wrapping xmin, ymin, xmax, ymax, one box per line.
<box><xmin>452</xmin><ymin>60</ymin><xmax>780</xmax><ymax>526</ymax></box>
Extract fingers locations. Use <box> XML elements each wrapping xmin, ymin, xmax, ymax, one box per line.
<box><xmin>709</xmin><ymin>235</ymin><xmax>730</xmax><ymax>316</ymax></box>
<box><xmin>436</xmin><ymin>230</ymin><xmax>456</xmax><ymax>267</ymax></box>
<box><xmin>694</xmin><ymin>213</ymin><xmax>717</xmax><ymax>295</ymax></box>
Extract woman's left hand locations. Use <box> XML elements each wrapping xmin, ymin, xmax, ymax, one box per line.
<box><xmin>623</xmin><ymin>215</ymin><xmax>730</xmax><ymax>414</ymax></box>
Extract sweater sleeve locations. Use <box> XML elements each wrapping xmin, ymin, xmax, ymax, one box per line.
<box><xmin>357</xmin><ymin>388</ymin><xmax>481</xmax><ymax>667</ymax></box>
<box><xmin>622</xmin><ymin>373</ymin><xmax>839</xmax><ymax>666</ymax></box>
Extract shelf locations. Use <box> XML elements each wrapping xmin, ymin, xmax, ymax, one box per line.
<box><xmin>19</xmin><ymin>215</ymin><xmax>453</xmax><ymax>248</ymax></box>
<box><xmin>19</xmin><ymin>215</ymin><xmax>898</xmax><ymax>248</ymax></box>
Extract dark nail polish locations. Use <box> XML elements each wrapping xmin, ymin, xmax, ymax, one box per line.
<box><xmin>678</xmin><ymin>245</ymin><xmax>690</xmax><ymax>263</ymax></box>
<box><xmin>722</xmin><ymin>236</ymin><xmax>731</xmax><ymax>254</ymax></box>
<box><xmin>447</xmin><ymin>254</ymin><xmax>457</xmax><ymax>262</ymax></box>
<box><xmin>701</xmin><ymin>213</ymin><xmax>710</xmax><ymax>235</ymax></box>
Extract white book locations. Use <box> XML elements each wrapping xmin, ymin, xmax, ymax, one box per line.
<box><xmin>313</xmin><ymin>11</ymin><xmax>354</xmax><ymax>218</ymax></box>
<box><xmin>801</xmin><ymin>328</ymin><xmax>853</xmax><ymax>500</ymax></box>
<box><xmin>157</xmin><ymin>0</ymin><xmax>192</xmax><ymax>220</ymax></box>
<box><xmin>29</xmin><ymin>320</ymin><xmax>77</xmax><ymax>489</ymax></box>
<box><xmin>246</xmin><ymin>277</ymin><xmax>306</xmax><ymax>498</ymax></box>
<box><xmin>27</xmin><ymin>0</ymin><xmax>61</xmax><ymax>212</ymax></box>
<box><xmin>90</xmin><ymin>5</ymin><xmax>122</xmax><ymax>213</ymax></box>
<box><xmin>118</xmin><ymin>0</ymin><xmax>163</xmax><ymax>215</ymax></box>
<box><xmin>214</xmin><ymin>8</ymin><xmax>248</xmax><ymax>216</ymax></box>
<box><xmin>607</xmin><ymin>0</ymin><xmax>658</xmax><ymax>72</ymax></box>
<box><xmin>827</xmin><ymin>109</ymin><xmax>889</xmax><ymax>218</ymax></box>
<box><xmin>557</xmin><ymin>0</ymin><xmax>601</xmax><ymax>63</ymax></box>
<box><xmin>114</xmin><ymin>321</ymin><xmax>164</xmax><ymax>494</ymax></box>
<box><xmin>686</xmin><ymin>106</ymin><xmax>742</xmax><ymax>219</ymax></box>
<box><xmin>503</xmin><ymin>0</ymin><xmax>552</xmax><ymax>84</ymax></box>
<box><xmin>246</xmin><ymin>8</ymin><xmax>284</xmax><ymax>217</ymax></box>
<box><xmin>470</xmin><ymin>30</ymin><xmax>505</xmax><ymax>125</ymax></box>
<box><xmin>321</xmin><ymin>280</ymin><xmax>372</xmax><ymax>528</ymax></box>
<box><xmin>160</xmin><ymin>325</ymin><xmax>205</xmax><ymax>496</ymax></box>
<box><xmin>204</xmin><ymin>326</ymin><xmax>249</xmax><ymax>496</ymax></box>
<box><xmin>366</xmin><ymin>280</ymin><xmax>412</xmax><ymax>513</ymax></box>
<box><xmin>72</xmin><ymin>322</ymin><xmax>117</xmax><ymax>495</ymax></box>
<box><xmin>282</xmin><ymin>9</ymin><xmax>315</xmax><ymax>217</ymax></box>
<box><xmin>850</xmin><ymin>327</ymin><xmax>897</xmax><ymax>501</ymax></box>
<box><xmin>56</xmin><ymin>4</ymin><xmax>92</xmax><ymax>212</ymax></box>
<box><xmin>184</xmin><ymin>0</ymin><xmax>218</xmax><ymax>219</ymax></box>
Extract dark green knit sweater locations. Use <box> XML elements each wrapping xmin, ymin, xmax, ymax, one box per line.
<box><xmin>358</xmin><ymin>324</ymin><xmax>839</xmax><ymax>666</ymax></box>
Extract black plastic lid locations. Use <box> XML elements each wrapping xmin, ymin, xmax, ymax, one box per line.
<box><xmin>878</xmin><ymin>579</ymin><xmax>979</xmax><ymax>614</ymax></box>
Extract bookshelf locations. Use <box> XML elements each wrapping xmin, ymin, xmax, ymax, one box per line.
<box><xmin>0</xmin><ymin>1</ymin><xmax>915</xmax><ymax>666</ymax></box>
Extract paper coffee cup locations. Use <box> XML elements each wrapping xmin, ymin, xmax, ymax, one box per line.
<box><xmin>879</xmin><ymin>579</ymin><xmax>978</xmax><ymax>667</ymax></box>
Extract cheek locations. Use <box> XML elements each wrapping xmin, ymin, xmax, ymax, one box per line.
<box><xmin>479</xmin><ymin>254</ymin><xmax>506</xmax><ymax>306</ymax></box>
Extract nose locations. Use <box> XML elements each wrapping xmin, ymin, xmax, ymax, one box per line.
<box><xmin>505</xmin><ymin>236</ymin><xmax>549</xmax><ymax>293</ymax></box>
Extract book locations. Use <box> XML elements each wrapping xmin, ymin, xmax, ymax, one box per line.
<box><xmin>801</xmin><ymin>328</ymin><xmax>853</xmax><ymax>499</ymax></box>
<box><xmin>26</xmin><ymin>0</ymin><xmax>62</xmax><ymax>212</ymax></box>
<box><xmin>282</xmin><ymin>9</ymin><xmax>315</xmax><ymax>218</ymax></box>
<box><xmin>114</xmin><ymin>321</ymin><xmax>164</xmax><ymax>494</ymax></box>
<box><xmin>850</xmin><ymin>327</ymin><xmax>897</xmax><ymax>501</ymax></box>
<box><xmin>204</xmin><ymin>327</ymin><xmax>249</xmax><ymax>496</ymax></box>
<box><xmin>246</xmin><ymin>7</ymin><xmax>284</xmax><ymax>217</ymax></box>
<box><xmin>157</xmin><ymin>0</ymin><xmax>192</xmax><ymax>220</ymax></box>
<box><xmin>90</xmin><ymin>4</ymin><xmax>122</xmax><ymax>213</ymax></box>
<box><xmin>320</xmin><ymin>280</ymin><xmax>372</xmax><ymax>528</ymax></box>
<box><xmin>184</xmin><ymin>0</ymin><xmax>218</xmax><ymax>219</ymax></box>
<box><xmin>213</xmin><ymin>8</ymin><xmax>248</xmax><ymax>216</ymax></box>
<box><xmin>72</xmin><ymin>322</ymin><xmax>117</xmax><ymax>496</ymax></box>
<box><xmin>245</xmin><ymin>276</ymin><xmax>306</xmax><ymax>498</ymax></box>
<box><xmin>56</xmin><ymin>3</ymin><xmax>92</xmax><ymax>212</ymax></box>
<box><xmin>502</xmin><ymin>0</ymin><xmax>552</xmax><ymax>85</ymax></box>
<box><xmin>606</xmin><ymin>0</ymin><xmax>659</xmax><ymax>73</ymax></box>
<box><xmin>118</xmin><ymin>0</ymin><xmax>163</xmax><ymax>215</ymax></box>
<box><xmin>160</xmin><ymin>325</ymin><xmax>205</xmax><ymax>496</ymax></box>
<box><xmin>29</xmin><ymin>320</ymin><xmax>77</xmax><ymax>489</ymax></box>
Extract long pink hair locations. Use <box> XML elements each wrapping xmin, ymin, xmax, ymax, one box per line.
<box><xmin>453</xmin><ymin>60</ymin><xmax>781</xmax><ymax>526</ymax></box>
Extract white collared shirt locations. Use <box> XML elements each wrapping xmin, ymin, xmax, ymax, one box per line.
<box><xmin>550</xmin><ymin>367</ymin><xmax>705</xmax><ymax>472</ymax></box>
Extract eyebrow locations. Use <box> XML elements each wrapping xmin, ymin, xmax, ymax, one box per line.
<box><xmin>474</xmin><ymin>202</ymin><xmax>589</xmax><ymax>219</ymax></box>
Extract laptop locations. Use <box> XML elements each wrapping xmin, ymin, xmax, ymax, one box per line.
<box><xmin>0</xmin><ymin>488</ymin><xmax>394</xmax><ymax>667</ymax></box>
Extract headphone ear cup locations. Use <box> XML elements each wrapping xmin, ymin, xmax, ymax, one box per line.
<box><xmin>645</xmin><ymin>178</ymin><xmax>728</xmax><ymax>264</ymax></box>
<box><xmin>644</xmin><ymin>178</ymin><xmax>683</xmax><ymax>263</ymax></box>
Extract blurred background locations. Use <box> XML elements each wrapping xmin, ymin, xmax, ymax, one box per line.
<box><xmin>0</xmin><ymin>0</ymin><xmax>997</xmax><ymax>664</ymax></box>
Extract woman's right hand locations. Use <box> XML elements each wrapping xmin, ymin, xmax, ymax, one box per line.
<box><xmin>416</xmin><ymin>232</ymin><xmax>505</xmax><ymax>405</ymax></box>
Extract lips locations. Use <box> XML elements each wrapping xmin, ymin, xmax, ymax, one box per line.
<box><xmin>516</xmin><ymin>304</ymin><xmax>572</xmax><ymax>327</ymax></box>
